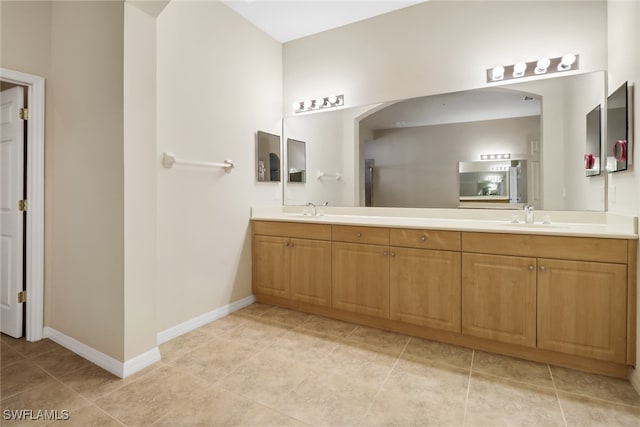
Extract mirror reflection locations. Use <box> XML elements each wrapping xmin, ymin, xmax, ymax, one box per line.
<box><xmin>287</xmin><ymin>138</ymin><xmax>306</xmax><ymax>183</ymax></box>
<box><xmin>585</xmin><ymin>105</ymin><xmax>601</xmax><ymax>177</ymax></box>
<box><xmin>283</xmin><ymin>71</ymin><xmax>606</xmax><ymax>211</ymax></box>
<box><xmin>458</xmin><ymin>160</ymin><xmax>528</xmax><ymax>207</ymax></box>
<box><xmin>256</xmin><ymin>131</ymin><xmax>281</xmax><ymax>182</ymax></box>
<box><xmin>606</xmin><ymin>81</ymin><xmax>629</xmax><ymax>173</ymax></box>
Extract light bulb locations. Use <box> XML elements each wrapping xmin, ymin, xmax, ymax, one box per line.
<box><xmin>535</xmin><ymin>57</ymin><xmax>550</xmax><ymax>74</ymax></box>
<box><xmin>315</xmin><ymin>97</ymin><xmax>325</xmax><ymax>108</ymax></box>
<box><xmin>303</xmin><ymin>99</ymin><xmax>313</xmax><ymax>109</ymax></box>
<box><xmin>513</xmin><ymin>61</ymin><xmax>527</xmax><ymax>78</ymax></box>
<box><xmin>491</xmin><ymin>65</ymin><xmax>505</xmax><ymax>81</ymax></box>
<box><xmin>558</xmin><ymin>53</ymin><xmax>576</xmax><ymax>71</ymax></box>
<box><xmin>328</xmin><ymin>95</ymin><xmax>338</xmax><ymax>105</ymax></box>
<box><xmin>293</xmin><ymin>101</ymin><xmax>301</xmax><ymax>111</ymax></box>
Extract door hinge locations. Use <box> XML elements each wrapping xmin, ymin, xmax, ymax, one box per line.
<box><xmin>18</xmin><ymin>291</ymin><xmax>26</xmax><ymax>303</ymax></box>
<box><xmin>18</xmin><ymin>200</ymin><xmax>27</xmax><ymax>212</ymax></box>
<box><xmin>19</xmin><ymin>108</ymin><xmax>28</xmax><ymax>120</ymax></box>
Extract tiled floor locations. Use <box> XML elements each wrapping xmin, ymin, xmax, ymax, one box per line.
<box><xmin>2</xmin><ymin>303</ymin><xmax>640</xmax><ymax>426</ymax></box>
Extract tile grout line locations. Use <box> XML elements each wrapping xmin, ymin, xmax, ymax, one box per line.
<box><xmin>548</xmin><ymin>365</ymin><xmax>568</xmax><ymax>427</ymax></box>
<box><xmin>461</xmin><ymin>349</ymin><xmax>475</xmax><ymax>427</ymax></box>
<box><xmin>356</xmin><ymin>335</ymin><xmax>412</xmax><ymax>427</ymax></box>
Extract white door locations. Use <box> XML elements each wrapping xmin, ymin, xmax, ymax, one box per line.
<box><xmin>0</xmin><ymin>86</ymin><xmax>25</xmax><ymax>338</ymax></box>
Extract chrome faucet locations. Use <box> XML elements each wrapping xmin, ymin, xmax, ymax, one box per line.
<box><xmin>524</xmin><ymin>204</ymin><xmax>534</xmax><ymax>224</ymax></box>
<box><xmin>306</xmin><ymin>202</ymin><xmax>317</xmax><ymax>216</ymax></box>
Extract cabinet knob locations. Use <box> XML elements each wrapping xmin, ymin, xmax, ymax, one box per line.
<box><xmin>284</xmin><ymin>242</ymin><xmax>289</xmax><ymax>247</ymax></box>
<box><xmin>528</xmin><ymin>265</ymin><xmax>534</xmax><ymax>271</ymax></box>
<box><xmin>420</xmin><ymin>235</ymin><xmax>427</xmax><ymax>242</ymax></box>
<box><xmin>390</xmin><ymin>252</ymin><xmax>396</xmax><ymax>257</ymax></box>
<box><xmin>290</xmin><ymin>243</ymin><xmax>294</xmax><ymax>248</ymax></box>
<box><xmin>540</xmin><ymin>265</ymin><xmax>546</xmax><ymax>271</ymax></box>
<box><xmin>356</xmin><ymin>232</ymin><xmax>362</xmax><ymax>237</ymax></box>
<box><xmin>383</xmin><ymin>251</ymin><xmax>388</xmax><ymax>256</ymax></box>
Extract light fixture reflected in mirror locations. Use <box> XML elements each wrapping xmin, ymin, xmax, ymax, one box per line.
<box><xmin>294</xmin><ymin>94</ymin><xmax>344</xmax><ymax>113</ymax></box>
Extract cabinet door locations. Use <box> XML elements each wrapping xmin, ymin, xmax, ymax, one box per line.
<box><xmin>537</xmin><ymin>258</ymin><xmax>627</xmax><ymax>363</ymax></box>
<box><xmin>253</xmin><ymin>235</ymin><xmax>290</xmax><ymax>298</ymax></box>
<box><xmin>290</xmin><ymin>238</ymin><xmax>332</xmax><ymax>307</ymax></box>
<box><xmin>332</xmin><ymin>242</ymin><xmax>390</xmax><ymax>318</ymax></box>
<box><xmin>390</xmin><ymin>247</ymin><xmax>461</xmax><ymax>332</ymax></box>
<box><xmin>462</xmin><ymin>253</ymin><xmax>537</xmax><ymax>347</ymax></box>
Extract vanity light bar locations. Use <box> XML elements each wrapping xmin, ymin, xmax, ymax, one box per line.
<box><xmin>293</xmin><ymin>94</ymin><xmax>344</xmax><ymax>113</ymax></box>
<box><xmin>486</xmin><ymin>54</ymin><xmax>579</xmax><ymax>83</ymax></box>
<box><xmin>480</xmin><ymin>153</ymin><xmax>511</xmax><ymax>160</ymax></box>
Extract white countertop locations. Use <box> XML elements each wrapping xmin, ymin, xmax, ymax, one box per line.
<box><xmin>251</xmin><ymin>206</ymin><xmax>638</xmax><ymax>239</ymax></box>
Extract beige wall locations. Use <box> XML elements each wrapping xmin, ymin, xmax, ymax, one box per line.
<box><xmin>1</xmin><ymin>1</ymin><xmax>127</xmax><ymax>360</ymax></box>
<box><xmin>123</xmin><ymin>2</ymin><xmax>158</xmax><ymax>360</ymax></box>
<box><xmin>155</xmin><ymin>0</ymin><xmax>282</xmax><ymax>332</ymax></box>
<box><xmin>283</xmin><ymin>1</ymin><xmax>607</xmax><ymax>113</ymax></box>
<box><xmin>47</xmin><ymin>1</ymin><xmax>125</xmax><ymax>360</ymax></box>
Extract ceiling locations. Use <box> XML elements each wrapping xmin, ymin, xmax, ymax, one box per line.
<box><xmin>221</xmin><ymin>0</ymin><xmax>427</xmax><ymax>43</ymax></box>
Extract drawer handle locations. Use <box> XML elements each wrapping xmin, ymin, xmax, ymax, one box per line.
<box><xmin>383</xmin><ymin>251</ymin><xmax>388</xmax><ymax>256</ymax></box>
<box><xmin>528</xmin><ymin>265</ymin><xmax>534</xmax><ymax>271</ymax></box>
<box><xmin>390</xmin><ymin>252</ymin><xmax>396</xmax><ymax>257</ymax></box>
<box><xmin>420</xmin><ymin>235</ymin><xmax>427</xmax><ymax>241</ymax></box>
<box><xmin>356</xmin><ymin>232</ymin><xmax>362</xmax><ymax>237</ymax></box>
<box><xmin>284</xmin><ymin>242</ymin><xmax>289</xmax><ymax>247</ymax></box>
<box><xmin>540</xmin><ymin>265</ymin><xmax>546</xmax><ymax>272</ymax></box>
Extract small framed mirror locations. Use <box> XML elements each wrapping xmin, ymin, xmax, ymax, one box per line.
<box><xmin>585</xmin><ymin>104</ymin><xmax>601</xmax><ymax>176</ymax></box>
<box><xmin>256</xmin><ymin>131</ymin><xmax>281</xmax><ymax>182</ymax></box>
<box><xmin>606</xmin><ymin>82</ymin><xmax>629</xmax><ymax>173</ymax></box>
<box><xmin>287</xmin><ymin>138</ymin><xmax>306</xmax><ymax>183</ymax></box>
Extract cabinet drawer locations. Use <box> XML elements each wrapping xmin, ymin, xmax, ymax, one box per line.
<box><xmin>390</xmin><ymin>228</ymin><xmax>460</xmax><ymax>251</ymax></box>
<box><xmin>461</xmin><ymin>232</ymin><xmax>628</xmax><ymax>264</ymax></box>
<box><xmin>332</xmin><ymin>225</ymin><xmax>389</xmax><ymax>245</ymax></box>
<box><xmin>252</xmin><ymin>221</ymin><xmax>331</xmax><ymax>240</ymax></box>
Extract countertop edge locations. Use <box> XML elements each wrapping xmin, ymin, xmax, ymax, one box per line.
<box><xmin>250</xmin><ymin>215</ymin><xmax>639</xmax><ymax>240</ymax></box>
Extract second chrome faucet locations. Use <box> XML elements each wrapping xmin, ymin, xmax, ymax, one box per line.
<box><xmin>523</xmin><ymin>204</ymin><xmax>534</xmax><ymax>224</ymax></box>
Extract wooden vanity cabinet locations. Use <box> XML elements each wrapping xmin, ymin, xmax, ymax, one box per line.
<box><xmin>390</xmin><ymin>247</ymin><xmax>461</xmax><ymax>332</ymax></box>
<box><xmin>331</xmin><ymin>225</ymin><xmax>390</xmax><ymax>318</ymax></box>
<box><xmin>252</xmin><ymin>222</ymin><xmax>332</xmax><ymax>307</ymax></box>
<box><xmin>252</xmin><ymin>221</ymin><xmax>637</xmax><ymax>377</ymax></box>
<box><xmin>462</xmin><ymin>253</ymin><xmax>537</xmax><ymax>347</ymax></box>
<box><xmin>332</xmin><ymin>242</ymin><xmax>390</xmax><ymax>318</ymax></box>
<box><xmin>537</xmin><ymin>258</ymin><xmax>627</xmax><ymax>363</ymax></box>
<box><xmin>462</xmin><ymin>232</ymin><xmax>632</xmax><ymax>363</ymax></box>
<box><xmin>387</xmin><ymin>227</ymin><xmax>462</xmax><ymax>331</ymax></box>
<box><xmin>253</xmin><ymin>235</ymin><xmax>291</xmax><ymax>298</ymax></box>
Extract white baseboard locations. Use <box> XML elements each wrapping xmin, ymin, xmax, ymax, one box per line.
<box><xmin>44</xmin><ymin>327</ymin><xmax>160</xmax><ymax>379</ymax></box>
<box><xmin>157</xmin><ymin>294</ymin><xmax>256</xmax><ymax>345</ymax></box>
<box><xmin>631</xmin><ymin>367</ymin><xmax>640</xmax><ymax>395</ymax></box>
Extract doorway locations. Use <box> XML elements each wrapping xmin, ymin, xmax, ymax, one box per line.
<box><xmin>0</xmin><ymin>68</ymin><xmax>45</xmax><ymax>342</ymax></box>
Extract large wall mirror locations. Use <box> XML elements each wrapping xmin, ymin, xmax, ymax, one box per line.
<box><xmin>283</xmin><ymin>71</ymin><xmax>607</xmax><ymax>211</ymax></box>
<box><xmin>256</xmin><ymin>131</ymin><xmax>281</xmax><ymax>182</ymax></box>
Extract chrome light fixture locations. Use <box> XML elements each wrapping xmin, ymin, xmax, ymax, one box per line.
<box><xmin>480</xmin><ymin>153</ymin><xmax>511</xmax><ymax>160</ymax></box>
<box><xmin>487</xmin><ymin>54</ymin><xmax>579</xmax><ymax>83</ymax></box>
<box><xmin>294</xmin><ymin>94</ymin><xmax>344</xmax><ymax>113</ymax></box>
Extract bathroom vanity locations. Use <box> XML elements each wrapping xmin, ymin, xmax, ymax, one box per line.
<box><xmin>251</xmin><ymin>207</ymin><xmax>638</xmax><ymax>378</ymax></box>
